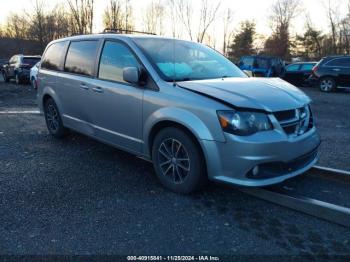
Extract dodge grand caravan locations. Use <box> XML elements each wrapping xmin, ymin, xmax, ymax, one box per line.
<box><xmin>37</xmin><ymin>34</ymin><xmax>320</xmax><ymax>194</ymax></box>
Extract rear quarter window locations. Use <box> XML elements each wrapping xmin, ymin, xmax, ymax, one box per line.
<box><xmin>325</xmin><ymin>58</ymin><xmax>350</xmax><ymax>67</ymax></box>
<box><xmin>41</xmin><ymin>41</ymin><xmax>69</xmax><ymax>71</ymax></box>
<box><xmin>64</xmin><ymin>41</ymin><xmax>99</xmax><ymax>77</ymax></box>
<box><xmin>300</xmin><ymin>64</ymin><xmax>315</xmax><ymax>71</ymax></box>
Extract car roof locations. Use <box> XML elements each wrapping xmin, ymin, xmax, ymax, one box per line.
<box><xmin>323</xmin><ymin>55</ymin><xmax>350</xmax><ymax>59</ymax></box>
<box><xmin>50</xmin><ymin>33</ymin><xmax>188</xmax><ymax>45</ymax></box>
<box><xmin>241</xmin><ymin>55</ymin><xmax>280</xmax><ymax>59</ymax></box>
<box><xmin>288</xmin><ymin>62</ymin><xmax>317</xmax><ymax>65</ymax></box>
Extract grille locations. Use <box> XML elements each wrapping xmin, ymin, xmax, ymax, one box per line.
<box><xmin>274</xmin><ymin>106</ymin><xmax>313</xmax><ymax>136</ymax></box>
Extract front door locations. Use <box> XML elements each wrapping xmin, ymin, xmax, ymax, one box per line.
<box><xmin>88</xmin><ymin>40</ymin><xmax>144</xmax><ymax>153</ymax></box>
<box><xmin>284</xmin><ymin>64</ymin><xmax>301</xmax><ymax>86</ymax></box>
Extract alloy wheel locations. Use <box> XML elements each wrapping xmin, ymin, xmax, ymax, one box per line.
<box><xmin>46</xmin><ymin>103</ymin><xmax>59</xmax><ymax>132</ymax></box>
<box><xmin>320</xmin><ymin>79</ymin><xmax>334</xmax><ymax>92</ymax></box>
<box><xmin>158</xmin><ymin>138</ymin><xmax>191</xmax><ymax>184</ymax></box>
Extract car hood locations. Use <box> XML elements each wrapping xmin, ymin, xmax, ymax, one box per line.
<box><xmin>178</xmin><ymin>77</ymin><xmax>311</xmax><ymax>112</ymax></box>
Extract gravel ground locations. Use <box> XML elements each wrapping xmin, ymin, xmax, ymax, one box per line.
<box><xmin>0</xmin><ymin>78</ymin><xmax>349</xmax><ymax>257</ymax></box>
<box><xmin>300</xmin><ymin>87</ymin><xmax>350</xmax><ymax>171</ymax></box>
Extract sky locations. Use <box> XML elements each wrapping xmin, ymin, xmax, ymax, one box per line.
<box><xmin>0</xmin><ymin>0</ymin><xmax>349</xmax><ymax>45</ymax></box>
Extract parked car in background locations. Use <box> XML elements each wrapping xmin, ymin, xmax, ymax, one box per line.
<box><xmin>282</xmin><ymin>62</ymin><xmax>317</xmax><ymax>87</ymax></box>
<box><xmin>37</xmin><ymin>34</ymin><xmax>320</xmax><ymax>194</ymax></box>
<box><xmin>310</xmin><ymin>55</ymin><xmax>350</xmax><ymax>92</ymax></box>
<box><xmin>30</xmin><ymin>61</ymin><xmax>41</xmax><ymax>89</ymax></box>
<box><xmin>0</xmin><ymin>59</ymin><xmax>9</xmax><ymax>68</ymax></box>
<box><xmin>2</xmin><ymin>55</ymin><xmax>41</xmax><ymax>84</ymax></box>
<box><xmin>238</xmin><ymin>55</ymin><xmax>285</xmax><ymax>77</ymax></box>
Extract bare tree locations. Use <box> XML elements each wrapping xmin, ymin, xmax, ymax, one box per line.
<box><xmin>324</xmin><ymin>0</ymin><xmax>340</xmax><ymax>54</ymax></box>
<box><xmin>174</xmin><ymin>0</ymin><xmax>194</xmax><ymax>40</ymax></box>
<box><xmin>223</xmin><ymin>8</ymin><xmax>234</xmax><ymax>56</ymax></box>
<box><xmin>143</xmin><ymin>0</ymin><xmax>165</xmax><ymax>35</ymax></box>
<box><xmin>196</xmin><ymin>0</ymin><xmax>221</xmax><ymax>43</ymax></box>
<box><xmin>103</xmin><ymin>0</ymin><xmax>124</xmax><ymax>29</ymax></box>
<box><xmin>264</xmin><ymin>0</ymin><xmax>300</xmax><ymax>59</ymax></box>
<box><xmin>5</xmin><ymin>13</ymin><xmax>29</xmax><ymax>39</ymax></box>
<box><xmin>66</xmin><ymin>0</ymin><xmax>95</xmax><ymax>34</ymax></box>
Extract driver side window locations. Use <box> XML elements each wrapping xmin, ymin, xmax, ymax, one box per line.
<box><xmin>98</xmin><ymin>41</ymin><xmax>140</xmax><ymax>83</ymax></box>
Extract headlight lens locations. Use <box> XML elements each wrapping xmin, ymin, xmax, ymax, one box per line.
<box><xmin>217</xmin><ymin>110</ymin><xmax>272</xmax><ymax>136</ymax></box>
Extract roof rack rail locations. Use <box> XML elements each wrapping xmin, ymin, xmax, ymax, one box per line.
<box><xmin>102</xmin><ymin>28</ymin><xmax>156</xmax><ymax>35</ymax></box>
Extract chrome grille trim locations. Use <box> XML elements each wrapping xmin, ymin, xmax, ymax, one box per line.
<box><xmin>274</xmin><ymin>106</ymin><xmax>313</xmax><ymax>136</ymax></box>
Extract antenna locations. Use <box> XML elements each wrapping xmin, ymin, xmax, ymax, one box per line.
<box><xmin>172</xmin><ymin>0</ymin><xmax>176</xmax><ymax>87</ymax></box>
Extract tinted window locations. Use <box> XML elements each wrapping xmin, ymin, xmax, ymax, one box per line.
<box><xmin>326</xmin><ymin>58</ymin><xmax>350</xmax><ymax>67</ymax></box>
<box><xmin>65</xmin><ymin>41</ymin><xmax>99</xmax><ymax>76</ymax></box>
<box><xmin>286</xmin><ymin>64</ymin><xmax>300</xmax><ymax>72</ymax></box>
<box><xmin>42</xmin><ymin>41</ymin><xmax>68</xmax><ymax>71</ymax></box>
<box><xmin>300</xmin><ymin>64</ymin><xmax>315</xmax><ymax>71</ymax></box>
<box><xmin>241</xmin><ymin>57</ymin><xmax>254</xmax><ymax>67</ymax></box>
<box><xmin>98</xmin><ymin>41</ymin><xmax>140</xmax><ymax>83</ymax></box>
<box><xmin>255</xmin><ymin>58</ymin><xmax>270</xmax><ymax>69</ymax></box>
<box><xmin>23</xmin><ymin>57</ymin><xmax>41</xmax><ymax>66</ymax></box>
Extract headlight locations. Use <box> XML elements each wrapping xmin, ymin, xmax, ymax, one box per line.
<box><xmin>217</xmin><ymin>110</ymin><xmax>272</xmax><ymax>136</ymax></box>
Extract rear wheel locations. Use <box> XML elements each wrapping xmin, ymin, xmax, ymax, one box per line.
<box><xmin>31</xmin><ymin>77</ymin><xmax>37</xmax><ymax>89</ymax></box>
<box><xmin>152</xmin><ymin>127</ymin><xmax>207</xmax><ymax>194</ymax></box>
<box><xmin>15</xmin><ymin>73</ymin><xmax>22</xmax><ymax>85</ymax></box>
<box><xmin>319</xmin><ymin>77</ymin><xmax>336</xmax><ymax>92</ymax></box>
<box><xmin>44</xmin><ymin>98</ymin><xmax>66</xmax><ymax>138</ymax></box>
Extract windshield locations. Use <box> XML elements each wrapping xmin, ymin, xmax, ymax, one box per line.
<box><xmin>255</xmin><ymin>58</ymin><xmax>270</xmax><ymax>69</ymax></box>
<box><xmin>133</xmin><ymin>38</ymin><xmax>247</xmax><ymax>81</ymax></box>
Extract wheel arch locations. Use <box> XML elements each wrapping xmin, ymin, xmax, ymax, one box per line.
<box><xmin>40</xmin><ymin>87</ymin><xmax>63</xmax><ymax>114</ymax></box>
<box><xmin>144</xmin><ymin>108</ymin><xmax>220</xmax><ymax>160</ymax></box>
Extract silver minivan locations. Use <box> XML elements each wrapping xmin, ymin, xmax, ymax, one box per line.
<box><xmin>37</xmin><ymin>34</ymin><xmax>321</xmax><ymax>194</ymax></box>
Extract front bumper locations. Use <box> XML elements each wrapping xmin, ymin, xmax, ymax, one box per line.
<box><xmin>201</xmin><ymin>128</ymin><xmax>321</xmax><ymax>187</ymax></box>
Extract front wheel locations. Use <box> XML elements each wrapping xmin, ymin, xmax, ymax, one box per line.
<box><xmin>152</xmin><ymin>127</ymin><xmax>207</xmax><ymax>194</ymax></box>
<box><xmin>2</xmin><ymin>72</ymin><xmax>9</xmax><ymax>82</ymax></box>
<box><xmin>319</xmin><ymin>77</ymin><xmax>336</xmax><ymax>92</ymax></box>
<box><xmin>44</xmin><ymin>98</ymin><xmax>67</xmax><ymax>138</ymax></box>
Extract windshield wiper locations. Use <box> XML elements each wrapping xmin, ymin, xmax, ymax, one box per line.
<box><xmin>174</xmin><ymin>78</ymin><xmax>193</xmax><ymax>82</ymax></box>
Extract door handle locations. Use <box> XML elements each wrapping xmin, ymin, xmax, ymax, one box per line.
<box><xmin>80</xmin><ymin>83</ymin><xmax>89</xmax><ymax>90</ymax></box>
<box><xmin>92</xmin><ymin>86</ymin><xmax>103</xmax><ymax>93</ymax></box>
<box><xmin>332</xmin><ymin>68</ymin><xmax>341</xmax><ymax>72</ymax></box>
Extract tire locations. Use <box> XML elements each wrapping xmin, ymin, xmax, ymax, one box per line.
<box><xmin>31</xmin><ymin>77</ymin><xmax>37</xmax><ymax>89</ymax></box>
<box><xmin>2</xmin><ymin>72</ymin><xmax>9</xmax><ymax>83</ymax></box>
<box><xmin>44</xmin><ymin>98</ymin><xmax>67</xmax><ymax>138</ymax></box>
<box><xmin>15</xmin><ymin>73</ymin><xmax>22</xmax><ymax>85</ymax></box>
<box><xmin>319</xmin><ymin>77</ymin><xmax>336</xmax><ymax>92</ymax></box>
<box><xmin>152</xmin><ymin>127</ymin><xmax>207</xmax><ymax>194</ymax></box>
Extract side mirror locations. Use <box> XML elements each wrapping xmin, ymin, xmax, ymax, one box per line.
<box><xmin>123</xmin><ymin>67</ymin><xmax>140</xmax><ymax>84</ymax></box>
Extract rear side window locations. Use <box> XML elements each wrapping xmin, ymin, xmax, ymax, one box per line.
<box><xmin>326</xmin><ymin>58</ymin><xmax>350</xmax><ymax>67</ymax></box>
<box><xmin>300</xmin><ymin>64</ymin><xmax>315</xmax><ymax>71</ymax></box>
<box><xmin>41</xmin><ymin>41</ymin><xmax>68</xmax><ymax>71</ymax></box>
<box><xmin>286</xmin><ymin>64</ymin><xmax>300</xmax><ymax>72</ymax></box>
<box><xmin>64</xmin><ymin>41</ymin><xmax>99</xmax><ymax>76</ymax></box>
<box><xmin>23</xmin><ymin>57</ymin><xmax>41</xmax><ymax>66</ymax></box>
<box><xmin>98</xmin><ymin>41</ymin><xmax>140</xmax><ymax>83</ymax></box>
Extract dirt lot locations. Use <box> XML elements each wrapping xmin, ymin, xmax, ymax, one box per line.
<box><xmin>0</xmin><ymin>78</ymin><xmax>349</xmax><ymax>256</ymax></box>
